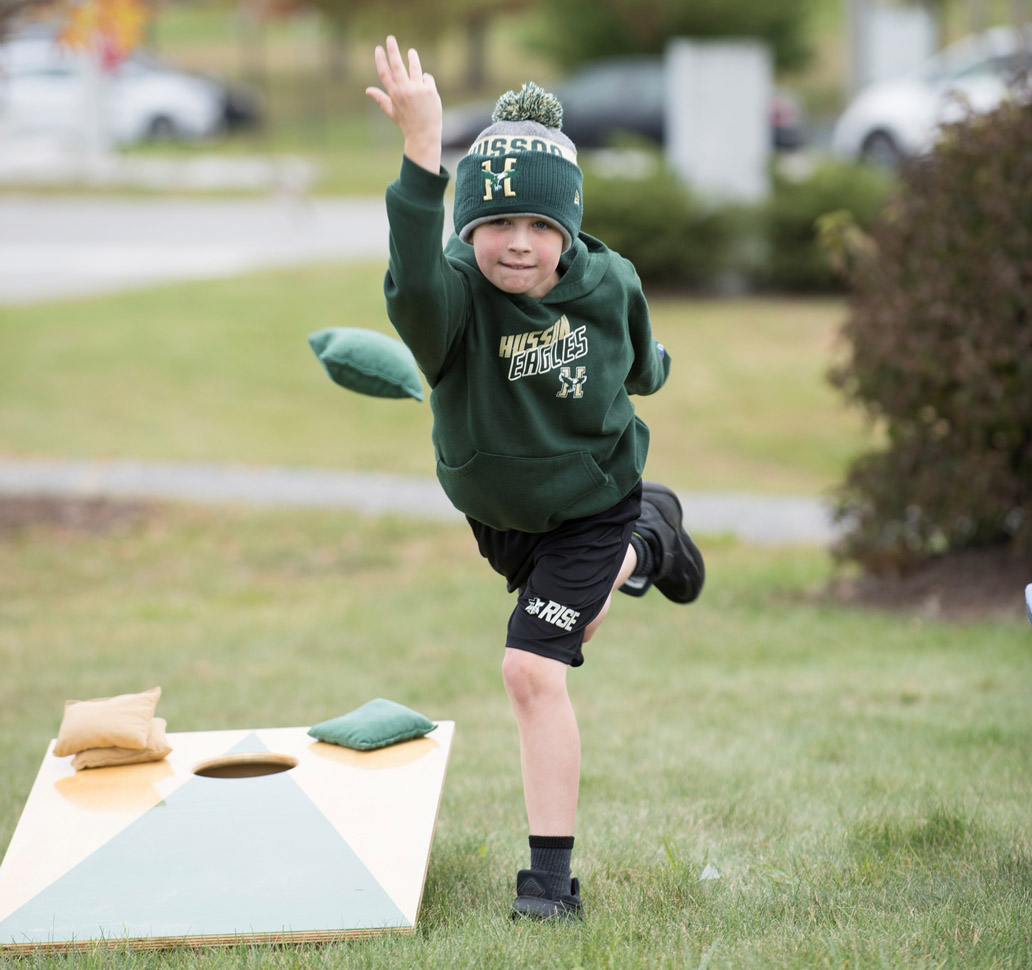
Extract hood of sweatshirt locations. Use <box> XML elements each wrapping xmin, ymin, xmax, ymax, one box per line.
<box><xmin>443</xmin><ymin>231</ymin><xmax>617</xmax><ymax>305</ymax></box>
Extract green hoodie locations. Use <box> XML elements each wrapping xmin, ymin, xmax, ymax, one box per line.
<box><xmin>384</xmin><ymin>156</ymin><xmax>671</xmax><ymax>533</ymax></box>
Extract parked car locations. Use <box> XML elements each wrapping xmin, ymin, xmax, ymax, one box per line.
<box><xmin>441</xmin><ymin>56</ymin><xmax>805</xmax><ymax>153</ymax></box>
<box><xmin>0</xmin><ymin>31</ymin><xmax>261</xmax><ymax>144</ymax></box>
<box><xmin>830</xmin><ymin>25</ymin><xmax>1032</xmax><ymax>166</ymax></box>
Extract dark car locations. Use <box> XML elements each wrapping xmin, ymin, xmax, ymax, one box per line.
<box><xmin>441</xmin><ymin>56</ymin><xmax>804</xmax><ymax>152</ymax></box>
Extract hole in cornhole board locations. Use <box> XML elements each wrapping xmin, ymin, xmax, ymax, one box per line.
<box><xmin>193</xmin><ymin>753</ymin><xmax>298</xmax><ymax>779</ymax></box>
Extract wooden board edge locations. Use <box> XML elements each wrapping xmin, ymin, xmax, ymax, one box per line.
<box><xmin>1</xmin><ymin>925</ymin><xmax>415</xmax><ymax>955</ymax></box>
<box><xmin>408</xmin><ymin>721</ymin><xmax>456</xmax><ymax>926</ymax></box>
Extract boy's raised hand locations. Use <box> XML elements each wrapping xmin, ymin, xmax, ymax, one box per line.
<box><xmin>366</xmin><ymin>36</ymin><xmax>442</xmax><ymax>174</ymax></box>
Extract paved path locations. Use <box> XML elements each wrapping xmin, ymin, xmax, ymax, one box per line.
<box><xmin>0</xmin><ymin>458</ymin><xmax>839</xmax><ymax>546</ymax></box>
<box><xmin>0</xmin><ymin>194</ymin><xmax>389</xmax><ymax>304</ymax></box>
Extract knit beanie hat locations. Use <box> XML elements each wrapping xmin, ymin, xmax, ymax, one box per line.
<box><xmin>454</xmin><ymin>82</ymin><xmax>583</xmax><ymax>252</ymax></box>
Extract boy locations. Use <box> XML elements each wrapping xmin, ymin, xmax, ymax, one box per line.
<box><xmin>366</xmin><ymin>36</ymin><xmax>704</xmax><ymax>920</ymax></box>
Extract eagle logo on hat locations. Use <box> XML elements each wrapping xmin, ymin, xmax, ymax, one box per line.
<box><xmin>484</xmin><ymin>165</ymin><xmax>518</xmax><ymax>191</ymax></box>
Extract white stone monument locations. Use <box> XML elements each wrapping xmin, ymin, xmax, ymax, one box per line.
<box><xmin>663</xmin><ymin>38</ymin><xmax>772</xmax><ymax>203</ymax></box>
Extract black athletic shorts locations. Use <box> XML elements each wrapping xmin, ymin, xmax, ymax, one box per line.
<box><xmin>467</xmin><ymin>481</ymin><xmax>643</xmax><ymax>667</ymax></box>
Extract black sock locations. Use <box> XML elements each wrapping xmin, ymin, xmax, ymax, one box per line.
<box><xmin>529</xmin><ymin>835</ymin><xmax>574</xmax><ymax>898</ymax></box>
<box><xmin>619</xmin><ymin>530</ymin><xmax>656</xmax><ymax>596</ymax></box>
<box><xmin>629</xmin><ymin>531</ymin><xmax>654</xmax><ymax>579</ymax></box>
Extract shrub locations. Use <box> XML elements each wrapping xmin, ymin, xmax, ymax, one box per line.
<box><xmin>758</xmin><ymin>161</ymin><xmax>893</xmax><ymax>292</ymax></box>
<box><xmin>581</xmin><ymin>155</ymin><xmax>892</xmax><ymax>293</ymax></box>
<box><xmin>825</xmin><ymin>93</ymin><xmax>1032</xmax><ymax>573</ymax></box>
<box><xmin>581</xmin><ymin>159</ymin><xmax>739</xmax><ymax>289</ymax></box>
<box><xmin>529</xmin><ymin>0</ymin><xmax>813</xmax><ymax>71</ymax></box>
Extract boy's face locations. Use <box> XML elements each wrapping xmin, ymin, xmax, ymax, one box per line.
<box><xmin>471</xmin><ymin>216</ymin><xmax>564</xmax><ymax>299</ymax></box>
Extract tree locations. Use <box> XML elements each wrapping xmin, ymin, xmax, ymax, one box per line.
<box><xmin>529</xmin><ymin>0</ymin><xmax>814</xmax><ymax>72</ymax></box>
<box><xmin>1</xmin><ymin>0</ymin><xmax>147</xmax><ymax>56</ymax></box>
<box><xmin>1</xmin><ymin>0</ymin><xmax>50</xmax><ymax>39</ymax></box>
<box><xmin>823</xmin><ymin>91</ymin><xmax>1032</xmax><ymax>574</ymax></box>
<box><xmin>442</xmin><ymin>0</ymin><xmax>535</xmax><ymax>90</ymax></box>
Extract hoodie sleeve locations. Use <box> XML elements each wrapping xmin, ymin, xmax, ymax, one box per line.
<box><xmin>383</xmin><ymin>157</ymin><xmax>471</xmax><ymax>387</ymax></box>
<box><xmin>623</xmin><ymin>270</ymin><xmax>671</xmax><ymax>396</ymax></box>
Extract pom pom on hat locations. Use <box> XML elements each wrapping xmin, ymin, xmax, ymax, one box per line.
<box><xmin>491</xmin><ymin>82</ymin><xmax>564</xmax><ymax>130</ymax></box>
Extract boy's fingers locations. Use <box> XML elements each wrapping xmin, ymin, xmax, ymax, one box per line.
<box><xmin>372</xmin><ymin>44</ymin><xmax>395</xmax><ymax>89</ymax></box>
<box><xmin>407</xmin><ymin>46</ymin><xmax>422</xmax><ymax>80</ymax></box>
<box><xmin>372</xmin><ymin>36</ymin><xmax>435</xmax><ymax>111</ymax></box>
<box><xmin>365</xmin><ymin>86</ymin><xmax>393</xmax><ymax>118</ymax></box>
<box><xmin>384</xmin><ymin>34</ymin><xmax>407</xmax><ymax>77</ymax></box>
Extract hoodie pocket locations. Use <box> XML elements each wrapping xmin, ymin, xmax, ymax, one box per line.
<box><xmin>437</xmin><ymin>450</ymin><xmax>609</xmax><ymax>532</ymax></box>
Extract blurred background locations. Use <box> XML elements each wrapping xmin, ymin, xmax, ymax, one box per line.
<box><xmin>1</xmin><ymin>0</ymin><xmax>1029</xmax><ymax>578</ymax></box>
<box><xmin>1</xmin><ymin>0</ymin><xmax>1029</xmax><ymax>296</ymax></box>
<box><xmin>0</xmin><ymin>0</ymin><xmax>1028</xmax><ymax>194</ymax></box>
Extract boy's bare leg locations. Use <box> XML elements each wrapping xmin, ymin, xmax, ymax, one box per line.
<box><xmin>502</xmin><ymin>543</ymin><xmax>637</xmax><ymax>834</ymax></box>
<box><xmin>502</xmin><ymin>649</ymin><xmax>580</xmax><ymax>835</ymax></box>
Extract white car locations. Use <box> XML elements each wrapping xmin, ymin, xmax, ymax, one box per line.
<box><xmin>0</xmin><ymin>33</ymin><xmax>243</xmax><ymax>145</ymax></box>
<box><xmin>831</xmin><ymin>25</ymin><xmax>1032</xmax><ymax>166</ymax></box>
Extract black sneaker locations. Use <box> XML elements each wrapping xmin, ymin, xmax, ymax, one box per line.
<box><xmin>511</xmin><ymin>869</ymin><xmax>583</xmax><ymax>921</ymax></box>
<box><xmin>639</xmin><ymin>482</ymin><xmax>705</xmax><ymax>604</ymax></box>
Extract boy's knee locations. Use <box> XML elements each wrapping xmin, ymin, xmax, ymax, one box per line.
<box><xmin>502</xmin><ymin>648</ymin><xmax>566</xmax><ymax>708</ymax></box>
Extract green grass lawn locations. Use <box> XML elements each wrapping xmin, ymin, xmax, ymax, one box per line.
<box><xmin>1</xmin><ymin>504</ymin><xmax>1029</xmax><ymax>968</ymax></box>
<box><xmin>0</xmin><ymin>266</ymin><xmax>867</xmax><ymax>497</ymax></box>
<box><xmin>1</xmin><ymin>267</ymin><xmax>1028</xmax><ymax>967</ymax></box>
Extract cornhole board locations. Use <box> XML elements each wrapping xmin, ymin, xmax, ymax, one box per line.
<box><xmin>0</xmin><ymin>722</ymin><xmax>454</xmax><ymax>953</ymax></box>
